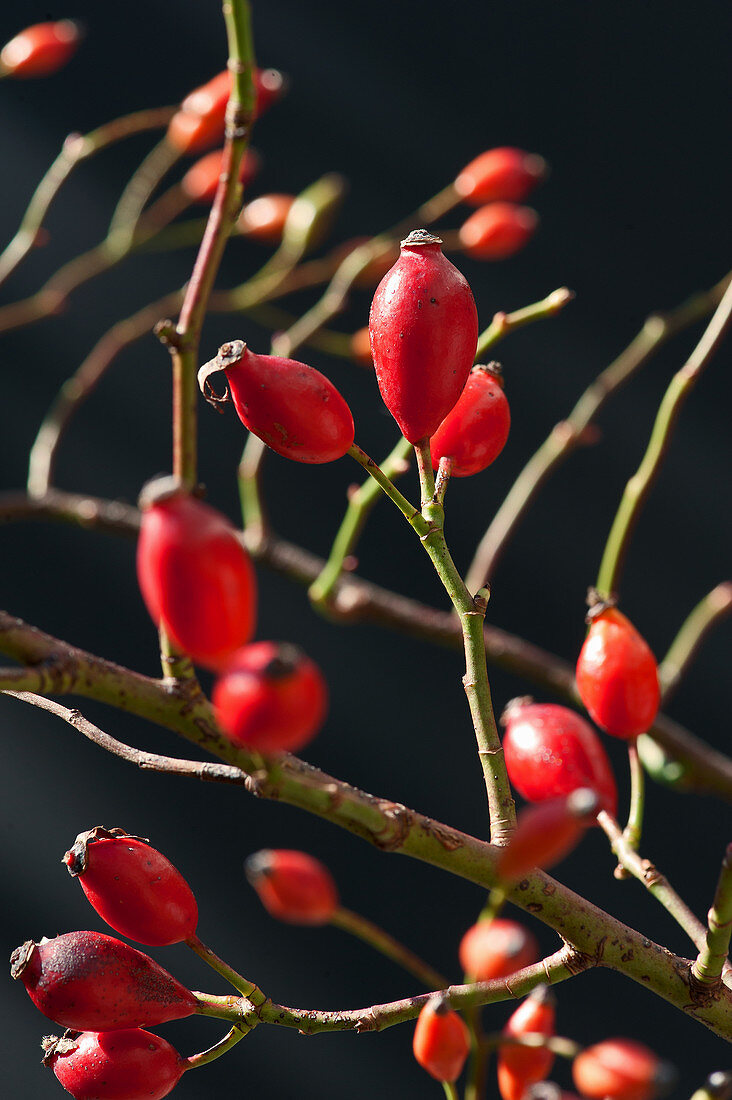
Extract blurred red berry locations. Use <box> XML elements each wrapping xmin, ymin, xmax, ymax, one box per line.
<box><xmin>455</xmin><ymin>147</ymin><xmax>547</xmax><ymax>205</ymax></box>
<box><xmin>460</xmin><ymin>202</ymin><xmax>538</xmax><ymax>260</ymax></box>
<box><xmin>413</xmin><ymin>994</ymin><xmax>470</xmax><ymax>1083</ymax></box>
<box><xmin>238</xmin><ymin>194</ymin><xmax>295</xmax><ymax>242</ymax></box>
<box><xmin>497</xmin><ymin>789</ymin><xmax>600</xmax><ymax>882</ymax></box>
<box><xmin>168</xmin><ymin>67</ymin><xmax>285</xmax><ymax>155</ymax></box>
<box><xmin>497</xmin><ymin>986</ymin><xmax>556</xmax><ymax>1100</ymax></box>
<box><xmin>181</xmin><ymin>147</ymin><xmax>260</xmax><ymax>204</ymax></box>
<box><xmin>572</xmin><ymin>1038</ymin><xmax>676</xmax><ymax>1100</ymax></box>
<box><xmin>459</xmin><ymin>918</ymin><xmax>539</xmax><ymax>981</ymax></box>
<box><xmin>0</xmin><ymin>20</ymin><xmax>82</xmax><ymax>78</ymax></box>
<box><xmin>245</xmin><ymin>849</ymin><xmax>339</xmax><ymax>924</ymax></box>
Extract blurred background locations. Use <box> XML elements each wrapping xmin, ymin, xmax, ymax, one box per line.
<box><xmin>1</xmin><ymin>0</ymin><xmax>730</xmax><ymax>1094</ymax></box>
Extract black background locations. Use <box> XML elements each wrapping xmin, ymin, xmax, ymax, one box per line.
<box><xmin>1</xmin><ymin>0</ymin><xmax>731</xmax><ymax>1095</ymax></box>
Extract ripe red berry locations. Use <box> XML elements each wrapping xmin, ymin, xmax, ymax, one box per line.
<box><xmin>238</xmin><ymin>194</ymin><xmax>295</xmax><ymax>242</ymax></box>
<box><xmin>350</xmin><ymin>326</ymin><xmax>374</xmax><ymax>369</ymax></box>
<box><xmin>245</xmin><ymin>849</ymin><xmax>339</xmax><ymax>924</ymax></box>
<box><xmin>167</xmin><ymin>68</ymin><xmax>285</xmax><ymax>155</ymax></box>
<box><xmin>458</xmin><ymin>918</ymin><xmax>539</xmax><ymax>981</ymax></box>
<box><xmin>501</xmin><ymin>698</ymin><xmax>618</xmax><ymax>817</ymax></box>
<box><xmin>43</xmin><ymin>1029</ymin><xmax>184</xmax><ymax>1100</ymax></box>
<box><xmin>459</xmin><ymin>203</ymin><xmax>539</xmax><ymax>260</ymax></box>
<box><xmin>368</xmin><ymin>229</ymin><xmax>479</xmax><ymax>443</ymax></box>
<box><xmin>213</xmin><ymin>641</ymin><xmax>328</xmax><ymax>754</ymax></box>
<box><xmin>455</xmin><ymin>147</ymin><xmax>547</xmax><ymax>205</ymax></box>
<box><xmin>136</xmin><ymin>478</ymin><xmax>257</xmax><ymax>670</ymax></box>
<box><xmin>198</xmin><ymin>340</ymin><xmax>354</xmax><ymax>464</ymax></box>
<box><xmin>63</xmin><ymin>826</ymin><xmax>198</xmax><ymax>947</ymax></box>
<box><xmin>576</xmin><ymin>603</ymin><xmax>660</xmax><ymax>740</ymax></box>
<box><xmin>10</xmin><ymin>931</ymin><xmax>197</xmax><ymax>1031</ymax></box>
<box><xmin>0</xmin><ymin>21</ymin><xmax>82</xmax><ymax>78</ymax></box>
<box><xmin>181</xmin><ymin>147</ymin><xmax>260</xmax><ymax>204</ymax></box>
<box><xmin>572</xmin><ymin>1038</ymin><xmax>676</xmax><ymax>1100</ymax></box>
<box><xmin>430</xmin><ymin>363</ymin><xmax>511</xmax><ymax>476</ymax></box>
<box><xmin>497</xmin><ymin>986</ymin><xmax>556</xmax><ymax>1100</ymax></box>
<box><xmin>413</xmin><ymin>994</ymin><xmax>470</xmax><ymax>1083</ymax></box>
<box><xmin>497</xmin><ymin>790</ymin><xmax>600</xmax><ymax>882</ymax></box>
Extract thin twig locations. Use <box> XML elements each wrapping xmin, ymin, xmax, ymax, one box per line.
<box><xmin>107</xmin><ymin>139</ymin><xmax>181</xmax><ymax>249</ymax></box>
<box><xmin>474</xmin><ymin>287</ymin><xmax>574</xmax><ymax>362</ymax></box>
<box><xmin>692</xmin><ymin>844</ymin><xmax>732</xmax><ymax>988</ymax></box>
<box><xmin>659</xmin><ymin>582</ymin><xmax>732</xmax><ymax>702</ymax></box>
<box><xmin>330</xmin><ymin>907</ymin><xmax>449</xmax><ymax>992</ymax></box>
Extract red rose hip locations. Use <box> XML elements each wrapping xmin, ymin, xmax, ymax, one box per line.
<box><xmin>63</xmin><ymin>826</ymin><xmax>198</xmax><ymax>946</ymax></box>
<box><xmin>181</xmin><ymin>147</ymin><xmax>260</xmax><ymax>204</ymax></box>
<box><xmin>497</xmin><ymin>986</ymin><xmax>556</xmax><ymax>1100</ymax></box>
<box><xmin>11</xmin><ymin>931</ymin><xmax>197</xmax><ymax>1030</ymax></box>
<box><xmin>413</xmin><ymin>994</ymin><xmax>470</xmax><ymax>1083</ymax></box>
<box><xmin>459</xmin><ymin>917</ymin><xmax>539</xmax><ymax>980</ymax></box>
<box><xmin>0</xmin><ymin>20</ymin><xmax>81</xmax><ymax>78</ymax></box>
<box><xmin>214</xmin><ymin>641</ymin><xmax>328</xmax><ymax>753</ymax></box>
<box><xmin>501</xmin><ymin>698</ymin><xmax>618</xmax><ymax>817</ymax></box>
<box><xmin>245</xmin><ymin>849</ymin><xmax>339</xmax><ymax>924</ymax></box>
<box><xmin>167</xmin><ymin>67</ymin><xmax>285</xmax><ymax>155</ymax></box>
<box><xmin>455</xmin><ymin>147</ymin><xmax>547</xmax><ymax>205</ymax></box>
<box><xmin>136</xmin><ymin>477</ymin><xmax>256</xmax><ymax>670</ymax></box>
<box><xmin>199</xmin><ymin>341</ymin><xmax>354</xmax><ymax>463</ymax></box>
<box><xmin>572</xmin><ymin>1038</ymin><xmax>676</xmax><ymax>1100</ymax></box>
<box><xmin>430</xmin><ymin>363</ymin><xmax>511</xmax><ymax>476</ymax></box>
<box><xmin>43</xmin><ymin>1029</ymin><xmax>185</xmax><ymax>1100</ymax></box>
<box><xmin>459</xmin><ymin>203</ymin><xmax>538</xmax><ymax>260</ymax></box>
<box><xmin>368</xmin><ymin>229</ymin><xmax>479</xmax><ymax>443</ymax></box>
<box><xmin>576</xmin><ymin>602</ymin><xmax>660</xmax><ymax>739</ymax></box>
<box><xmin>497</xmin><ymin>789</ymin><xmax>601</xmax><ymax>881</ymax></box>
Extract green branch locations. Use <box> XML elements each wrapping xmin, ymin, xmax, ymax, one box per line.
<box><xmin>692</xmin><ymin>844</ymin><xmax>732</xmax><ymax>988</ymax></box>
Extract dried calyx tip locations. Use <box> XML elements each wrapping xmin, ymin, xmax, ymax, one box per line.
<box><xmin>244</xmin><ymin>850</ymin><xmax>274</xmax><ymax>883</ymax></box>
<box><xmin>500</xmin><ymin>696</ymin><xmax>534</xmax><ymax>726</ymax></box>
<box><xmin>63</xmin><ymin>826</ymin><xmax>144</xmax><ymax>877</ymax></box>
<box><xmin>525</xmin><ymin>982</ymin><xmax>556</xmax><ymax>1007</ymax></box>
<box><xmin>585</xmin><ymin>585</ymin><xmax>617</xmax><ymax>623</ymax></box>
<box><xmin>262</xmin><ymin>643</ymin><xmax>303</xmax><ymax>680</ymax></box>
<box><xmin>472</xmin><ymin>361</ymin><xmax>503</xmax><ymax>381</ymax></box>
<box><xmin>41</xmin><ymin>1033</ymin><xmax>79</xmax><ymax>1065</ymax></box>
<box><xmin>566</xmin><ymin>787</ymin><xmax>601</xmax><ymax>820</ymax></box>
<box><xmin>10</xmin><ymin>939</ymin><xmax>37</xmax><ymax>980</ymax></box>
<box><xmin>198</xmin><ymin>340</ymin><xmax>247</xmax><ymax>404</ymax></box>
<box><xmin>138</xmin><ymin>474</ymin><xmax>186</xmax><ymax>511</ymax></box>
<box><xmin>400</xmin><ymin>229</ymin><xmax>443</xmax><ymax>249</ymax></box>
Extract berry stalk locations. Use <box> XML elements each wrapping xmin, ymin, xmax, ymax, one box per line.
<box><xmin>691</xmin><ymin>844</ymin><xmax>732</xmax><ymax>988</ymax></box>
<box><xmin>330</xmin><ymin>906</ymin><xmax>450</xmax><ymax>991</ymax></box>
<box><xmin>658</xmin><ymin>581</ymin><xmax>732</xmax><ymax>702</ymax></box>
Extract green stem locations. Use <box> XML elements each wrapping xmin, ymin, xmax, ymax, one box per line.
<box><xmin>465</xmin><ymin>273</ymin><xmax>731</xmax><ymax>593</ymax></box>
<box><xmin>480</xmin><ymin>1031</ymin><xmax>582</xmax><ymax>1058</ymax></box>
<box><xmin>623</xmin><ymin>741</ymin><xmax>645</xmax><ymax>852</ymax></box>
<box><xmin>442</xmin><ymin>1082</ymin><xmax>459</xmax><ymax>1100</ymax></box>
<box><xmin>659</xmin><ymin>582</ymin><xmax>732</xmax><ymax>702</ymax></box>
<box><xmin>330</xmin><ymin>906</ymin><xmax>449</xmax><ymax>991</ymax></box>
<box><xmin>107</xmin><ymin>138</ymin><xmax>180</xmax><ymax>249</ymax></box>
<box><xmin>475</xmin><ymin>287</ymin><xmax>574</xmax><ymax>361</ymax></box>
<box><xmin>183</xmin><ymin>1025</ymin><xmax>250</xmax><ymax>1071</ymax></box>
<box><xmin>692</xmin><ymin>844</ymin><xmax>732</xmax><ymax>987</ymax></box>
<box><xmin>348</xmin><ymin>444</ymin><xmax>427</xmax><ymax>533</ymax></box>
<box><xmin>186</xmin><ymin>933</ymin><xmax>267</xmax><ymax>1005</ymax></box>
<box><xmin>596</xmin><ymin>276</ymin><xmax>732</xmax><ymax>598</ymax></box>
<box><xmin>414</xmin><ymin>438</ymin><xmax>436</xmax><ymax>506</ymax></box>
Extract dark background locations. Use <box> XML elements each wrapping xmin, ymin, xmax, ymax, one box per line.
<box><xmin>1</xmin><ymin>0</ymin><xmax>730</xmax><ymax>1094</ymax></box>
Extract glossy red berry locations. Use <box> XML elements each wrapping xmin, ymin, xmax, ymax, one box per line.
<box><xmin>136</xmin><ymin>478</ymin><xmax>257</xmax><ymax>670</ymax></box>
<box><xmin>63</xmin><ymin>827</ymin><xmax>198</xmax><ymax>947</ymax></box>
<box><xmin>460</xmin><ymin>203</ymin><xmax>538</xmax><ymax>260</ymax></box>
<box><xmin>501</xmin><ymin>698</ymin><xmax>618</xmax><ymax>817</ymax></box>
<box><xmin>497</xmin><ymin>789</ymin><xmax>600</xmax><ymax>882</ymax></box>
<box><xmin>10</xmin><ymin>931</ymin><xmax>197</xmax><ymax>1030</ymax></box>
<box><xmin>245</xmin><ymin>849</ymin><xmax>339</xmax><ymax>924</ymax></box>
<box><xmin>368</xmin><ymin>229</ymin><xmax>479</xmax><ymax>443</ymax></box>
<box><xmin>198</xmin><ymin>340</ymin><xmax>354</xmax><ymax>463</ymax></box>
<box><xmin>181</xmin><ymin>147</ymin><xmax>260</xmax><ymax>204</ymax></box>
<box><xmin>455</xmin><ymin>147</ymin><xmax>547</xmax><ymax>205</ymax></box>
<box><xmin>430</xmin><ymin>363</ymin><xmax>511</xmax><ymax>476</ymax></box>
<box><xmin>413</xmin><ymin>994</ymin><xmax>470</xmax><ymax>1083</ymax></box>
<box><xmin>497</xmin><ymin>986</ymin><xmax>556</xmax><ymax>1100</ymax></box>
<box><xmin>213</xmin><ymin>641</ymin><xmax>328</xmax><ymax>753</ymax></box>
<box><xmin>459</xmin><ymin>918</ymin><xmax>539</xmax><ymax>981</ymax></box>
<box><xmin>572</xmin><ymin>1038</ymin><xmax>676</xmax><ymax>1100</ymax></box>
<box><xmin>238</xmin><ymin>194</ymin><xmax>295</xmax><ymax>242</ymax></box>
<box><xmin>576</xmin><ymin>604</ymin><xmax>660</xmax><ymax>740</ymax></box>
<box><xmin>43</xmin><ymin>1029</ymin><xmax>184</xmax><ymax>1100</ymax></box>
<box><xmin>167</xmin><ymin>68</ymin><xmax>285</xmax><ymax>155</ymax></box>
<box><xmin>0</xmin><ymin>21</ymin><xmax>81</xmax><ymax>78</ymax></box>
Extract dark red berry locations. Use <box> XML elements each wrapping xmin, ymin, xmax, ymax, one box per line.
<box><xmin>0</xmin><ymin>21</ymin><xmax>82</xmax><ymax>78</ymax></box>
<box><xmin>572</xmin><ymin>1038</ymin><xmax>676</xmax><ymax>1100</ymax></box>
<box><xmin>501</xmin><ymin>698</ymin><xmax>618</xmax><ymax>817</ymax></box>
<box><xmin>167</xmin><ymin>68</ymin><xmax>285</xmax><ymax>155</ymax></box>
<box><xmin>413</xmin><ymin>994</ymin><xmax>470</xmax><ymax>1083</ymax></box>
<box><xmin>245</xmin><ymin>849</ymin><xmax>339</xmax><ymax>924</ymax></box>
<box><xmin>43</xmin><ymin>1029</ymin><xmax>184</xmax><ymax>1100</ymax></box>
<box><xmin>497</xmin><ymin>790</ymin><xmax>600</xmax><ymax>881</ymax></box>
<box><xmin>181</xmin><ymin>147</ymin><xmax>260</xmax><ymax>204</ymax></box>
<box><xmin>136</xmin><ymin>477</ymin><xmax>257</xmax><ymax>670</ymax></box>
<box><xmin>455</xmin><ymin>148</ymin><xmax>547</xmax><ymax>205</ymax></box>
<box><xmin>459</xmin><ymin>918</ymin><xmax>539</xmax><ymax>981</ymax></box>
<box><xmin>214</xmin><ymin>642</ymin><xmax>328</xmax><ymax>753</ymax></box>
<box><xmin>459</xmin><ymin>203</ymin><xmax>538</xmax><ymax>260</ymax></box>
<box><xmin>198</xmin><ymin>340</ymin><xmax>354</xmax><ymax>464</ymax></box>
<box><xmin>576</xmin><ymin>605</ymin><xmax>660</xmax><ymax>740</ymax></box>
<box><xmin>430</xmin><ymin>364</ymin><xmax>510</xmax><ymax>476</ymax></box>
<box><xmin>11</xmin><ymin>931</ymin><xmax>197</xmax><ymax>1031</ymax></box>
<box><xmin>368</xmin><ymin>229</ymin><xmax>478</xmax><ymax>443</ymax></box>
<box><xmin>497</xmin><ymin>986</ymin><xmax>556</xmax><ymax>1100</ymax></box>
<box><xmin>63</xmin><ymin>827</ymin><xmax>198</xmax><ymax>947</ymax></box>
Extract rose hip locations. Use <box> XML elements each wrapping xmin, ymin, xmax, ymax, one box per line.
<box><xmin>458</xmin><ymin>918</ymin><xmax>539</xmax><ymax>981</ymax></box>
<box><xmin>181</xmin><ymin>147</ymin><xmax>260</xmax><ymax>204</ymax></box>
<box><xmin>430</xmin><ymin>363</ymin><xmax>511</xmax><ymax>476</ymax></box>
<box><xmin>245</xmin><ymin>849</ymin><xmax>339</xmax><ymax>924</ymax></box>
<box><xmin>167</xmin><ymin>68</ymin><xmax>285</xmax><ymax>155</ymax></box>
<box><xmin>238</xmin><ymin>194</ymin><xmax>295</xmax><ymax>242</ymax></box>
<box><xmin>368</xmin><ymin>229</ymin><xmax>478</xmax><ymax>443</ymax></box>
<box><xmin>455</xmin><ymin>147</ymin><xmax>547</xmax><ymax>205</ymax></box>
<box><xmin>214</xmin><ymin>641</ymin><xmax>328</xmax><ymax>754</ymax></box>
<box><xmin>10</xmin><ymin>931</ymin><xmax>197</xmax><ymax>1030</ymax></box>
<box><xmin>0</xmin><ymin>21</ymin><xmax>82</xmax><ymax>78</ymax></box>
<box><xmin>459</xmin><ymin>203</ymin><xmax>539</xmax><ymax>260</ymax></box>
<box><xmin>497</xmin><ymin>986</ymin><xmax>556</xmax><ymax>1100</ymax></box>
<box><xmin>43</xmin><ymin>1029</ymin><xmax>185</xmax><ymax>1100</ymax></box>
<box><xmin>136</xmin><ymin>478</ymin><xmax>257</xmax><ymax>670</ymax></box>
<box><xmin>63</xmin><ymin>827</ymin><xmax>198</xmax><ymax>946</ymax></box>
<box><xmin>501</xmin><ymin>698</ymin><xmax>618</xmax><ymax>817</ymax></box>
<box><xmin>497</xmin><ymin>789</ymin><xmax>600</xmax><ymax>881</ymax></box>
<box><xmin>572</xmin><ymin>1038</ymin><xmax>677</xmax><ymax>1100</ymax></box>
<box><xmin>413</xmin><ymin>994</ymin><xmax>470</xmax><ymax>1083</ymax></box>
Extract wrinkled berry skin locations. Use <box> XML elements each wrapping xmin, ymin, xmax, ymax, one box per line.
<box><xmin>413</xmin><ymin>995</ymin><xmax>470</xmax><ymax>1083</ymax></box>
<box><xmin>572</xmin><ymin>1038</ymin><xmax>676</xmax><ymax>1100</ymax></box>
<box><xmin>502</xmin><ymin>699</ymin><xmax>618</xmax><ymax>817</ymax></box>
<box><xmin>497</xmin><ymin>987</ymin><xmax>556</xmax><ymax>1100</ymax></box>
<box><xmin>455</xmin><ymin>147</ymin><xmax>547</xmax><ymax>205</ymax></box>
<box><xmin>576</xmin><ymin>607</ymin><xmax>660</xmax><ymax>740</ymax></box>
<box><xmin>136</xmin><ymin>481</ymin><xmax>257</xmax><ymax>670</ymax></box>
<box><xmin>11</xmin><ymin>931</ymin><xmax>197</xmax><ymax>1030</ymax></box>
<box><xmin>0</xmin><ymin>21</ymin><xmax>81</xmax><ymax>78</ymax></box>
<box><xmin>369</xmin><ymin>230</ymin><xmax>478</xmax><ymax>443</ymax></box>
<box><xmin>214</xmin><ymin>641</ymin><xmax>328</xmax><ymax>753</ymax></box>
<box><xmin>245</xmin><ymin>849</ymin><xmax>339</xmax><ymax>924</ymax></box>
<box><xmin>459</xmin><ymin>918</ymin><xmax>539</xmax><ymax>981</ymax></box>
<box><xmin>430</xmin><ymin>365</ymin><xmax>510</xmax><ymax>476</ymax></box>
<box><xmin>45</xmin><ymin>1029</ymin><xmax>184</xmax><ymax>1100</ymax></box>
<box><xmin>497</xmin><ymin>790</ymin><xmax>600</xmax><ymax>882</ymax></box>
<box><xmin>63</xmin><ymin>827</ymin><xmax>198</xmax><ymax>946</ymax></box>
